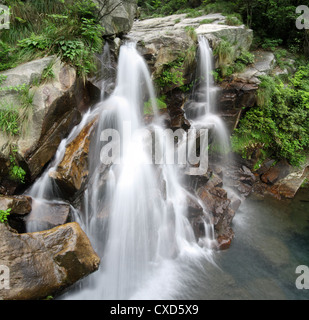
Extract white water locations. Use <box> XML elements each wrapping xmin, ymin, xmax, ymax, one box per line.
<box><xmin>26</xmin><ymin>40</ymin><xmax>222</xmax><ymax>300</ymax></box>
<box><xmin>67</xmin><ymin>42</ymin><xmax>216</xmax><ymax>300</ymax></box>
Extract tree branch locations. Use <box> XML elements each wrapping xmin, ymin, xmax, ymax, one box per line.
<box><xmin>96</xmin><ymin>0</ymin><xmax>124</xmax><ymax>21</ymax></box>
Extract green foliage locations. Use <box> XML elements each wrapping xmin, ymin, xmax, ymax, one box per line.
<box><xmin>213</xmin><ymin>40</ymin><xmax>255</xmax><ymax>80</ymax></box>
<box><xmin>233</xmin><ymin>0</ymin><xmax>306</xmax><ymax>55</ymax></box>
<box><xmin>224</xmin><ymin>14</ymin><xmax>243</xmax><ymax>26</ymax></box>
<box><xmin>0</xmin><ymin>104</ymin><xmax>20</xmax><ymax>136</ymax></box>
<box><xmin>157</xmin><ymin>65</ymin><xmax>185</xmax><ymax>89</ymax></box>
<box><xmin>0</xmin><ymin>0</ymin><xmax>105</xmax><ymax>77</ymax></box>
<box><xmin>0</xmin><ymin>208</ymin><xmax>11</xmax><ymax>223</ymax></box>
<box><xmin>144</xmin><ymin>97</ymin><xmax>167</xmax><ymax>115</ymax></box>
<box><xmin>237</xmin><ymin>51</ymin><xmax>255</xmax><ymax>65</ymax></box>
<box><xmin>213</xmin><ymin>39</ymin><xmax>235</xmax><ymax>66</ymax></box>
<box><xmin>199</xmin><ymin>18</ymin><xmax>215</xmax><ymax>25</ymax></box>
<box><xmin>184</xmin><ymin>26</ymin><xmax>198</xmax><ymax>42</ymax></box>
<box><xmin>10</xmin><ymin>165</ymin><xmax>26</xmax><ymax>184</ymax></box>
<box><xmin>9</xmin><ymin>147</ymin><xmax>26</xmax><ymax>184</ymax></box>
<box><xmin>0</xmin><ymin>77</ymin><xmax>34</xmax><ymax>137</ymax></box>
<box><xmin>261</xmin><ymin>38</ymin><xmax>283</xmax><ymax>52</ymax></box>
<box><xmin>232</xmin><ymin>67</ymin><xmax>309</xmax><ymax>167</ymax></box>
<box><xmin>203</xmin><ymin>0</ymin><xmax>237</xmax><ymax>15</ymax></box>
<box><xmin>41</xmin><ymin>61</ymin><xmax>55</xmax><ymax>83</ymax></box>
<box><xmin>156</xmin><ymin>45</ymin><xmax>197</xmax><ymax>91</ymax></box>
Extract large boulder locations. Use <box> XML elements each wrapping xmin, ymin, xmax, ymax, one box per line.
<box><xmin>0</xmin><ymin>57</ymin><xmax>98</xmax><ymax>192</ymax></box>
<box><xmin>0</xmin><ymin>222</ymin><xmax>100</xmax><ymax>300</ymax></box>
<box><xmin>95</xmin><ymin>0</ymin><xmax>138</xmax><ymax>36</ymax></box>
<box><xmin>129</xmin><ymin>13</ymin><xmax>253</xmax><ymax>83</ymax></box>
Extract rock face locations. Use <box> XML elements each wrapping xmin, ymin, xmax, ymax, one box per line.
<box><xmin>235</xmin><ymin>50</ymin><xmax>276</xmax><ymax>84</ymax></box>
<box><xmin>49</xmin><ymin>117</ymin><xmax>98</xmax><ymax>198</ymax></box>
<box><xmin>254</xmin><ymin>158</ymin><xmax>309</xmax><ymax>199</ymax></box>
<box><xmin>129</xmin><ymin>13</ymin><xmax>253</xmax><ymax>83</ymax></box>
<box><xmin>95</xmin><ymin>0</ymin><xmax>138</xmax><ymax>36</ymax></box>
<box><xmin>184</xmin><ymin>164</ymin><xmax>252</xmax><ymax>250</ymax></box>
<box><xmin>129</xmin><ymin>13</ymin><xmax>254</xmax><ymax>134</ymax></box>
<box><xmin>0</xmin><ymin>222</ymin><xmax>100</xmax><ymax>300</ymax></box>
<box><xmin>26</xmin><ymin>200</ymin><xmax>72</xmax><ymax>233</ymax></box>
<box><xmin>0</xmin><ymin>56</ymin><xmax>99</xmax><ymax>192</ymax></box>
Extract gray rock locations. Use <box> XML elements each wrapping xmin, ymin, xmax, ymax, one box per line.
<box><xmin>95</xmin><ymin>0</ymin><xmax>138</xmax><ymax>36</ymax></box>
<box><xmin>128</xmin><ymin>13</ymin><xmax>253</xmax><ymax>89</ymax></box>
<box><xmin>235</xmin><ymin>50</ymin><xmax>276</xmax><ymax>84</ymax></box>
<box><xmin>0</xmin><ymin>57</ymin><xmax>96</xmax><ymax>186</ymax></box>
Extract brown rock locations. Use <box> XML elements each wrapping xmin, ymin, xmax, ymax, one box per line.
<box><xmin>261</xmin><ymin>159</ymin><xmax>292</xmax><ymax>185</ymax></box>
<box><xmin>0</xmin><ymin>195</ymin><xmax>32</xmax><ymax>216</ymax></box>
<box><xmin>0</xmin><ymin>222</ymin><xmax>100</xmax><ymax>300</ymax></box>
<box><xmin>50</xmin><ymin>118</ymin><xmax>98</xmax><ymax>197</ymax></box>
<box><xmin>217</xmin><ymin>229</ymin><xmax>234</xmax><ymax>250</ymax></box>
<box><xmin>0</xmin><ymin>195</ymin><xmax>33</xmax><ymax>233</ymax></box>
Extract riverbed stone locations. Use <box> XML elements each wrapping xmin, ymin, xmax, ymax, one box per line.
<box><xmin>0</xmin><ymin>222</ymin><xmax>100</xmax><ymax>300</ymax></box>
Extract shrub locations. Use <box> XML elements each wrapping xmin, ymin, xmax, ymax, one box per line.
<box><xmin>0</xmin><ymin>0</ymin><xmax>105</xmax><ymax>77</ymax></box>
<box><xmin>213</xmin><ymin>39</ymin><xmax>235</xmax><ymax>66</ymax></box>
<box><xmin>232</xmin><ymin>67</ymin><xmax>309</xmax><ymax>167</ymax></box>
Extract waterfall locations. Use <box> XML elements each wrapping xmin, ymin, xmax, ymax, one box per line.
<box><xmin>26</xmin><ymin>40</ymin><xmax>221</xmax><ymax>300</ymax></box>
<box><xmin>185</xmin><ymin>36</ymin><xmax>231</xmax><ymax>165</ymax></box>
<box><xmin>69</xmin><ymin>42</ymin><xmax>215</xmax><ymax>300</ymax></box>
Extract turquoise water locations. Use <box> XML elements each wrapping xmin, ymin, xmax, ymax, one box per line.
<box><xmin>164</xmin><ymin>188</ymin><xmax>309</xmax><ymax>300</ymax></box>
<box><xmin>63</xmin><ymin>188</ymin><xmax>309</xmax><ymax>300</ymax></box>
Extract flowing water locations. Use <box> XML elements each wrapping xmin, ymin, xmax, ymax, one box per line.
<box><xmin>74</xmin><ymin>42</ymin><xmax>212</xmax><ymax>300</ymax></box>
<box><xmin>25</xmin><ymin>37</ymin><xmax>309</xmax><ymax>300</ymax></box>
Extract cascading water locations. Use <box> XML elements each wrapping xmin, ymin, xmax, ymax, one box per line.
<box><xmin>185</xmin><ymin>36</ymin><xmax>231</xmax><ymax>168</ymax></box>
<box><xmin>26</xmin><ymin>39</ymin><xmax>224</xmax><ymax>300</ymax></box>
<box><xmin>67</xmin><ymin>42</ymin><xmax>215</xmax><ymax>300</ymax></box>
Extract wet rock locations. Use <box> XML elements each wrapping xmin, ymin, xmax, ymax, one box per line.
<box><xmin>197</xmin><ymin>185</ymin><xmax>234</xmax><ymax>245</ymax></box>
<box><xmin>261</xmin><ymin>159</ymin><xmax>292</xmax><ymax>185</ymax></box>
<box><xmin>49</xmin><ymin>118</ymin><xmax>98</xmax><ymax>198</ymax></box>
<box><xmin>0</xmin><ymin>195</ymin><xmax>32</xmax><ymax>215</ymax></box>
<box><xmin>26</xmin><ymin>200</ymin><xmax>72</xmax><ymax>232</ymax></box>
<box><xmin>217</xmin><ymin>229</ymin><xmax>234</xmax><ymax>250</ymax></box>
<box><xmin>0</xmin><ymin>222</ymin><xmax>100</xmax><ymax>300</ymax></box>
<box><xmin>169</xmin><ymin>106</ymin><xmax>191</xmax><ymax>130</ymax></box>
<box><xmin>0</xmin><ymin>195</ymin><xmax>33</xmax><ymax>233</ymax></box>
<box><xmin>224</xmin><ymin>165</ymin><xmax>255</xmax><ymax>197</ymax></box>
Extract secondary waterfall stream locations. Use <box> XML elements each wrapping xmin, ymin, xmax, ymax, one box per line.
<box><xmin>25</xmin><ymin>38</ymin><xmax>231</xmax><ymax>299</ymax></box>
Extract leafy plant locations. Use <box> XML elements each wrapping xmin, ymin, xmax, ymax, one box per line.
<box><xmin>8</xmin><ymin>147</ymin><xmax>26</xmax><ymax>184</ymax></box>
<box><xmin>261</xmin><ymin>38</ymin><xmax>283</xmax><ymax>52</ymax></box>
<box><xmin>232</xmin><ymin>66</ymin><xmax>309</xmax><ymax>166</ymax></box>
<box><xmin>10</xmin><ymin>165</ymin><xmax>26</xmax><ymax>184</ymax></box>
<box><xmin>237</xmin><ymin>51</ymin><xmax>255</xmax><ymax>65</ymax></box>
<box><xmin>0</xmin><ymin>208</ymin><xmax>11</xmax><ymax>223</ymax></box>
<box><xmin>0</xmin><ymin>0</ymin><xmax>105</xmax><ymax>77</ymax></box>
